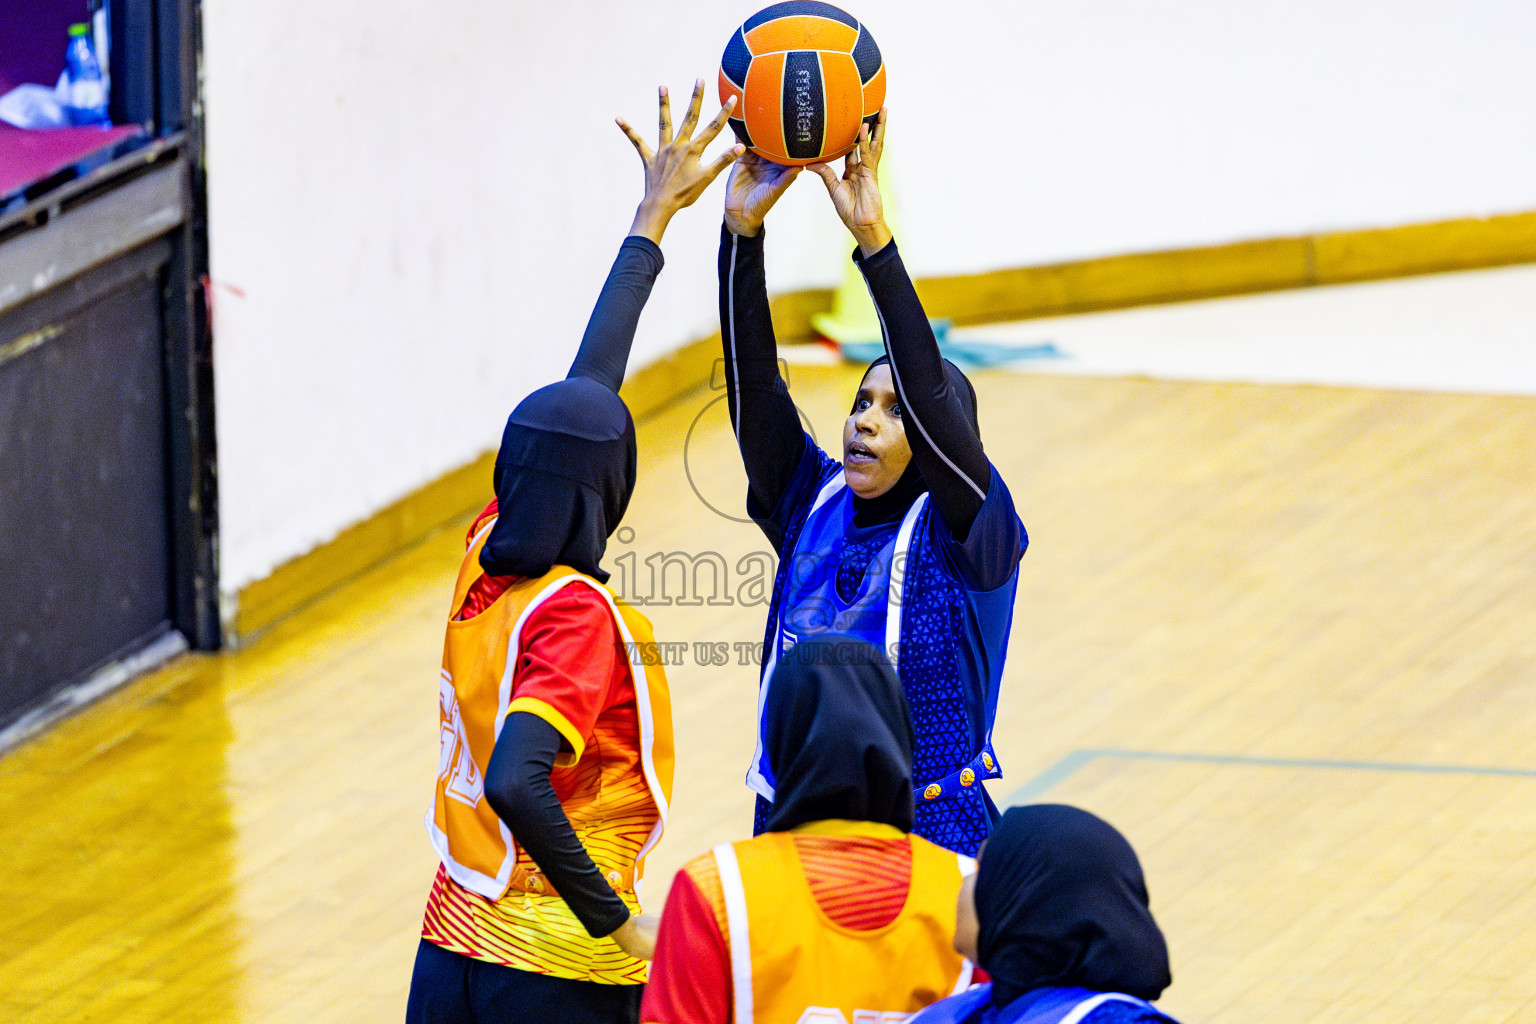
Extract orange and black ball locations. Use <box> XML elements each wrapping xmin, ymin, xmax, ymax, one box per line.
<box><xmin>719</xmin><ymin>2</ymin><xmax>886</xmax><ymax>167</ymax></box>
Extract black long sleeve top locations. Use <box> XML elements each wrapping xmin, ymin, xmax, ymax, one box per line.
<box><xmin>718</xmin><ymin>224</ymin><xmax>999</xmax><ymax>564</ymax></box>
<box><xmin>567</xmin><ymin>235</ymin><xmax>665</xmax><ymax>391</ymax></box>
<box><xmin>485</xmin><ymin>713</ymin><xmax>630</xmax><ymax>938</ymax></box>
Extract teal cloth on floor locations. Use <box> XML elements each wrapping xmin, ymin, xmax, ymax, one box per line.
<box><xmin>837</xmin><ymin>320</ymin><xmax>1064</xmax><ymax>368</ymax></box>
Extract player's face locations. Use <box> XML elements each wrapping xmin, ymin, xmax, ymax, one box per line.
<box><xmin>843</xmin><ymin>364</ymin><xmax>912</xmax><ymax>499</ymax></box>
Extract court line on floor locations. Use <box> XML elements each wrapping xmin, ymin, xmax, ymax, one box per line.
<box><xmin>1004</xmin><ymin>748</ymin><xmax>1536</xmax><ymax>807</ymax></box>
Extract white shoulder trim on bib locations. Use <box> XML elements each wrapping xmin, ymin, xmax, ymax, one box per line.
<box><xmin>713</xmin><ymin>842</ymin><xmax>755</xmax><ymax>1024</ymax></box>
<box><xmin>1058</xmin><ymin>993</ymin><xmax>1145</xmax><ymax>1024</ymax></box>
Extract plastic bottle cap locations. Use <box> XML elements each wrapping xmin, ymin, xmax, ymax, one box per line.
<box><xmin>69</xmin><ymin>23</ymin><xmax>91</xmax><ymax>36</ymax></box>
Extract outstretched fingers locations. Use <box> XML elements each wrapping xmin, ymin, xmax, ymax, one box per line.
<box><xmin>704</xmin><ymin>143</ymin><xmax>748</xmax><ymax>184</ymax></box>
<box><xmin>696</xmin><ymin>95</ymin><xmax>737</xmax><ymax>149</ymax></box>
<box><xmin>616</xmin><ymin>117</ymin><xmax>653</xmax><ymax>163</ymax></box>
<box><xmin>658</xmin><ymin>86</ymin><xmax>673</xmax><ymax>145</ymax></box>
<box><xmin>675</xmin><ymin>79</ymin><xmax>706</xmax><ymax>142</ymax></box>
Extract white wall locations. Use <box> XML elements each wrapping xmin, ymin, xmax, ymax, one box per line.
<box><xmin>203</xmin><ymin>0</ymin><xmax>1536</xmax><ymax>611</ymax></box>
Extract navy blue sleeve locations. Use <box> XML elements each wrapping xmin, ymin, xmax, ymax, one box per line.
<box><xmin>720</xmin><ymin>223</ymin><xmax>831</xmax><ymax>533</ymax></box>
<box><xmin>855</xmin><ymin>239</ymin><xmax>994</xmax><ymax>540</ymax></box>
<box><xmin>749</xmin><ymin>436</ymin><xmax>842</xmax><ymax>556</ymax></box>
<box><xmin>484</xmin><ymin>713</ymin><xmax>631</xmax><ymax>939</ymax></box>
<box><xmin>565</xmin><ymin>235</ymin><xmax>665</xmax><ymax>392</ymax></box>
<box><xmin>931</xmin><ymin>461</ymin><xmax>1027</xmax><ymax>593</ymax></box>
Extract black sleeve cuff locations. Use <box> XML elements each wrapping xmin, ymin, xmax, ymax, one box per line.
<box><xmin>620</xmin><ymin>233</ymin><xmax>665</xmax><ymax>272</ymax></box>
<box><xmin>722</xmin><ymin>220</ymin><xmax>767</xmax><ymax>247</ymax></box>
<box><xmin>851</xmin><ymin>237</ymin><xmax>899</xmax><ymax>267</ymax></box>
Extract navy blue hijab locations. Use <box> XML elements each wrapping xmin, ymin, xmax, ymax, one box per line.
<box><xmin>481</xmin><ymin>376</ymin><xmax>636</xmax><ymax>583</ymax></box>
<box><xmin>977</xmin><ymin>805</ymin><xmax>1172</xmax><ymax>1008</ymax></box>
<box><xmin>762</xmin><ymin>635</ymin><xmax>916</xmax><ymax>833</ymax></box>
<box><xmin>852</xmin><ymin>355</ymin><xmax>979</xmax><ymax>528</ymax></box>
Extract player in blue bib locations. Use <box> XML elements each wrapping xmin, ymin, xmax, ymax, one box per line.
<box><xmin>912</xmin><ymin>804</ymin><xmax>1179</xmax><ymax>1024</ymax></box>
<box><xmin>716</xmin><ymin>110</ymin><xmax>1027</xmax><ymax>855</ymax></box>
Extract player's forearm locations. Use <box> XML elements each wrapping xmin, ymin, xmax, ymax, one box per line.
<box><xmin>856</xmin><ymin>239</ymin><xmax>991</xmax><ymax>531</ymax></box>
<box><xmin>566</xmin><ymin>236</ymin><xmax>666</xmax><ymax>393</ymax></box>
<box><xmin>486</xmin><ymin>713</ymin><xmax>632</xmax><ymax>938</ymax></box>
<box><xmin>718</xmin><ymin>223</ymin><xmax>810</xmax><ymax>510</ymax></box>
<box><xmin>628</xmin><ymin>199</ymin><xmax>675</xmax><ymax>246</ymax></box>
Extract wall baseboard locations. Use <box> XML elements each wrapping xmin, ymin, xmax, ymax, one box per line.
<box><xmin>229</xmin><ymin>209</ymin><xmax>1536</xmax><ymax>644</ymax></box>
<box><xmin>917</xmin><ymin>209</ymin><xmax>1536</xmax><ymax>326</ymax></box>
<box><xmin>0</xmin><ymin>629</ymin><xmax>188</xmax><ymax>754</ymax></box>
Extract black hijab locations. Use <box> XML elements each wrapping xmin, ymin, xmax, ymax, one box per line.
<box><xmin>851</xmin><ymin>356</ymin><xmax>980</xmax><ymax>528</ymax></box>
<box><xmin>762</xmin><ymin>635</ymin><xmax>915</xmax><ymax>833</ymax></box>
<box><xmin>481</xmin><ymin>376</ymin><xmax>636</xmax><ymax>584</ymax></box>
<box><xmin>977</xmin><ymin>804</ymin><xmax>1171</xmax><ymax>1007</ymax></box>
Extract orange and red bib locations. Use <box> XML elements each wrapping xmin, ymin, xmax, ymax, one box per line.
<box><xmin>711</xmin><ymin>825</ymin><xmax>975</xmax><ymax>1022</ymax></box>
<box><xmin>422</xmin><ymin>519</ymin><xmax>673</xmax><ymax>982</ymax></box>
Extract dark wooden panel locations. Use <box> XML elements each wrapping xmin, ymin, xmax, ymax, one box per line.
<box><xmin>0</xmin><ymin>241</ymin><xmax>173</xmax><ymax>723</ymax></box>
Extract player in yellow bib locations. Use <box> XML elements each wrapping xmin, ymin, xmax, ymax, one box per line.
<box><xmin>642</xmin><ymin>636</ymin><xmax>977</xmax><ymax>1024</ymax></box>
<box><xmin>406</xmin><ymin>81</ymin><xmax>744</xmax><ymax>1024</ymax></box>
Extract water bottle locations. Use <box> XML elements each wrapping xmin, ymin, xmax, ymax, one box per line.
<box><xmin>64</xmin><ymin>23</ymin><xmax>110</xmax><ymax>127</ymax></box>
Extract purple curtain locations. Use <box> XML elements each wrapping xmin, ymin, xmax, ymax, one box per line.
<box><xmin>1</xmin><ymin>0</ymin><xmax>93</xmax><ymax>94</ymax></box>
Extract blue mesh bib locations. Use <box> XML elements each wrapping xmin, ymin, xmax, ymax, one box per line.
<box><xmin>749</xmin><ymin>475</ymin><xmax>1014</xmax><ymax>855</ymax></box>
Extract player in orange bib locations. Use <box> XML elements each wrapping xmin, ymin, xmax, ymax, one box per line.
<box><xmin>406</xmin><ymin>81</ymin><xmax>744</xmax><ymax>1024</ymax></box>
<box><xmin>640</xmin><ymin>636</ymin><xmax>978</xmax><ymax>1024</ymax></box>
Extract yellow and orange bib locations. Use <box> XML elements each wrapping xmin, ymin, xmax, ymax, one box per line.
<box><xmin>712</xmin><ymin>828</ymin><xmax>975</xmax><ymax>1023</ymax></box>
<box><xmin>423</xmin><ymin>519</ymin><xmax>673</xmax><ymax>982</ymax></box>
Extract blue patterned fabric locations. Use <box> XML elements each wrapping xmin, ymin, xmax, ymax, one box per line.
<box><xmin>908</xmin><ymin>984</ymin><xmax>1180</xmax><ymax>1024</ymax></box>
<box><xmin>747</xmin><ymin>445</ymin><xmax>1024</xmax><ymax>856</ymax></box>
<box><xmin>755</xmin><ymin>790</ymin><xmax>1002</xmax><ymax>852</ymax></box>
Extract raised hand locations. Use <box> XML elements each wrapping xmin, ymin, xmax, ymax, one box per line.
<box><xmin>809</xmin><ymin>107</ymin><xmax>893</xmax><ymax>256</ymax></box>
<box><xmin>617</xmin><ymin>80</ymin><xmax>745</xmax><ymax>244</ymax></box>
<box><xmin>724</xmin><ymin>150</ymin><xmax>802</xmax><ymax>237</ymax></box>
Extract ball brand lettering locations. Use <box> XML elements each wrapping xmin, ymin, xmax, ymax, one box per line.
<box><xmin>794</xmin><ymin>68</ymin><xmax>814</xmax><ymax>142</ymax></box>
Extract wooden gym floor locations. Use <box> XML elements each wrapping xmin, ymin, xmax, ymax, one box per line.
<box><xmin>4</xmin><ymin>276</ymin><xmax>1536</xmax><ymax>1023</ymax></box>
